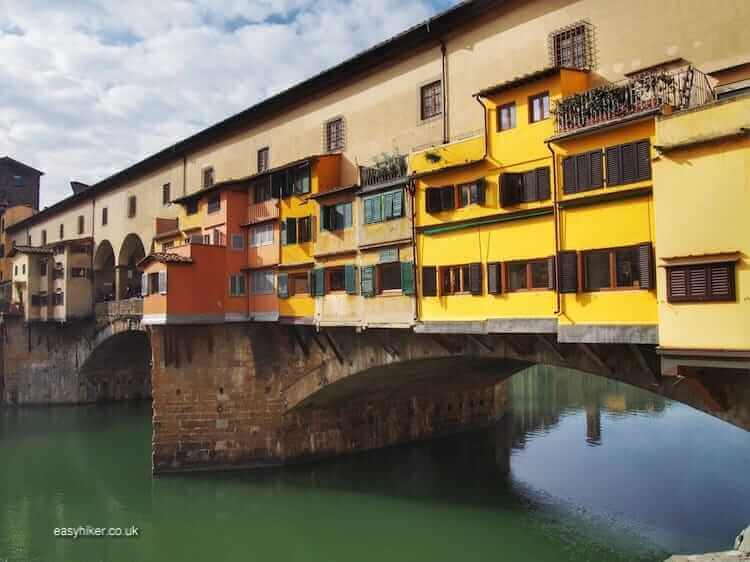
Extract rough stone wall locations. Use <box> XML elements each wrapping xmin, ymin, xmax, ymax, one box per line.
<box><xmin>1</xmin><ymin>316</ymin><xmax>150</xmax><ymax>405</ymax></box>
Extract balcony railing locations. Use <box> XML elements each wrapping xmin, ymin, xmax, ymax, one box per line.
<box><xmin>553</xmin><ymin>66</ymin><xmax>715</xmax><ymax>134</ymax></box>
<box><xmin>360</xmin><ymin>155</ymin><xmax>408</xmax><ymax>189</ymax></box>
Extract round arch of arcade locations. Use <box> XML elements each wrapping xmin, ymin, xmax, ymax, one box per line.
<box><xmin>92</xmin><ymin>234</ymin><xmax>147</xmax><ymax>302</ymax></box>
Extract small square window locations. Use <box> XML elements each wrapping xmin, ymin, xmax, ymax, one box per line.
<box><xmin>12</xmin><ymin>175</ymin><xmax>23</xmax><ymax>187</ymax></box>
<box><xmin>420</xmin><ymin>80</ymin><xmax>442</xmax><ymax>120</ymax></box>
<box><xmin>77</xmin><ymin>215</ymin><xmax>84</xmax><ymax>235</ymax></box>
<box><xmin>257</xmin><ymin>147</ymin><xmax>269</xmax><ymax>173</ymax></box>
<box><xmin>127</xmin><ymin>196</ymin><xmax>137</xmax><ymax>218</ymax></box>
<box><xmin>497</xmin><ymin>103</ymin><xmax>516</xmax><ymax>131</ymax></box>
<box><xmin>325</xmin><ymin>118</ymin><xmax>345</xmax><ymax>152</ymax></box>
<box><xmin>529</xmin><ymin>92</ymin><xmax>550</xmax><ymax>123</ymax></box>
<box><xmin>102</xmin><ymin>207</ymin><xmax>108</xmax><ymax>226</ymax></box>
<box><xmin>162</xmin><ymin>183</ymin><xmax>171</xmax><ymax>205</ymax></box>
<box><xmin>203</xmin><ymin>167</ymin><xmax>215</xmax><ymax>189</ymax></box>
<box><xmin>550</xmin><ymin>21</ymin><xmax>593</xmax><ymax>70</ymax></box>
<box><xmin>328</xmin><ymin>267</ymin><xmax>346</xmax><ymax>292</ymax></box>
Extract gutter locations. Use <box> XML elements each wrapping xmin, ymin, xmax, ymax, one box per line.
<box><xmin>546</xmin><ymin>141</ymin><xmax>561</xmax><ymax>315</ymax></box>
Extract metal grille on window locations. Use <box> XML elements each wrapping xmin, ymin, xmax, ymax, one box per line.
<box><xmin>421</xmin><ymin>81</ymin><xmax>442</xmax><ymax>120</ymax></box>
<box><xmin>325</xmin><ymin>118</ymin><xmax>345</xmax><ymax>152</ymax></box>
<box><xmin>548</xmin><ymin>20</ymin><xmax>595</xmax><ymax>70</ymax></box>
<box><xmin>257</xmin><ymin>148</ymin><xmax>269</xmax><ymax>173</ymax></box>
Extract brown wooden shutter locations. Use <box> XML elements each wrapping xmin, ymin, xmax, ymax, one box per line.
<box><xmin>688</xmin><ymin>266</ymin><xmax>708</xmax><ymax>297</ymax></box>
<box><xmin>563</xmin><ymin>156</ymin><xmax>577</xmax><ymax>193</ymax></box>
<box><xmin>501</xmin><ymin>173</ymin><xmax>522</xmax><ymax>206</ymax></box>
<box><xmin>709</xmin><ymin>264</ymin><xmax>733</xmax><ymax>298</ymax></box>
<box><xmin>488</xmin><ymin>262</ymin><xmax>501</xmax><ymax>294</ymax></box>
<box><xmin>557</xmin><ymin>251</ymin><xmax>578</xmax><ymax>293</ymax></box>
<box><xmin>667</xmin><ymin>268</ymin><xmax>688</xmax><ymax>301</ymax></box>
<box><xmin>476</xmin><ymin>179</ymin><xmax>486</xmax><ymax>205</ymax></box>
<box><xmin>422</xmin><ymin>266</ymin><xmax>437</xmax><ymax>297</ymax></box>
<box><xmin>426</xmin><ymin>189</ymin><xmax>441</xmax><ymax>213</ymax></box>
<box><xmin>440</xmin><ymin>186</ymin><xmax>455</xmax><ymax>210</ymax></box>
<box><xmin>621</xmin><ymin>142</ymin><xmax>637</xmax><ymax>183</ymax></box>
<box><xmin>590</xmin><ymin>150</ymin><xmax>603</xmax><ymax>188</ymax></box>
<box><xmin>536</xmin><ymin>167</ymin><xmax>551</xmax><ymax>200</ymax></box>
<box><xmin>636</xmin><ymin>139</ymin><xmax>651</xmax><ymax>181</ymax></box>
<box><xmin>522</xmin><ymin>170</ymin><xmax>537</xmax><ymax>202</ymax></box>
<box><xmin>637</xmin><ymin>243</ymin><xmax>654</xmax><ymax>290</ymax></box>
<box><xmin>576</xmin><ymin>153</ymin><xmax>592</xmax><ymax>190</ymax></box>
<box><xmin>469</xmin><ymin>263</ymin><xmax>483</xmax><ymax>295</ymax></box>
<box><xmin>547</xmin><ymin>256</ymin><xmax>556</xmax><ymax>290</ymax></box>
<box><xmin>605</xmin><ymin>146</ymin><xmax>621</xmax><ymax>186</ymax></box>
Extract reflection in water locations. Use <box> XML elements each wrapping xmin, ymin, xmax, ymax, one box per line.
<box><xmin>1</xmin><ymin>366</ymin><xmax>748</xmax><ymax>562</ymax></box>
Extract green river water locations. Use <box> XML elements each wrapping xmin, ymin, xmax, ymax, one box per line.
<box><xmin>1</xmin><ymin>366</ymin><xmax>749</xmax><ymax>562</ymax></box>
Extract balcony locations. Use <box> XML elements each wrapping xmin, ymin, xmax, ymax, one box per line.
<box><xmin>359</xmin><ymin>154</ymin><xmax>408</xmax><ymax>191</ymax></box>
<box><xmin>553</xmin><ymin>67</ymin><xmax>715</xmax><ymax>135</ymax></box>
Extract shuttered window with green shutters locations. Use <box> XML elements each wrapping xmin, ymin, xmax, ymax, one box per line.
<box><xmin>361</xmin><ymin>265</ymin><xmax>376</xmax><ymax>297</ymax></box>
<box><xmin>345</xmin><ymin>265</ymin><xmax>358</xmax><ymax>294</ymax></box>
<box><xmin>401</xmin><ymin>261</ymin><xmax>415</xmax><ymax>295</ymax></box>
<box><xmin>312</xmin><ymin>268</ymin><xmax>325</xmax><ymax>296</ymax></box>
<box><xmin>363</xmin><ymin>189</ymin><xmax>404</xmax><ymax>224</ymax></box>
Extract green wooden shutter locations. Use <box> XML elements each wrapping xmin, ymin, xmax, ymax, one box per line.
<box><xmin>277</xmin><ymin>273</ymin><xmax>289</xmax><ymax>298</ymax></box>
<box><xmin>141</xmin><ymin>273</ymin><xmax>148</xmax><ymax>296</ymax></box>
<box><xmin>361</xmin><ymin>265</ymin><xmax>376</xmax><ymax>297</ymax></box>
<box><xmin>383</xmin><ymin>192</ymin><xmax>394</xmax><ymax>220</ymax></box>
<box><xmin>308</xmin><ymin>270</ymin><xmax>315</xmax><ymax>296</ymax></box>
<box><xmin>401</xmin><ymin>261</ymin><xmax>415</xmax><ymax>295</ymax></box>
<box><xmin>422</xmin><ymin>266</ymin><xmax>437</xmax><ymax>297</ymax></box>
<box><xmin>476</xmin><ymin>179</ymin><xmax>486</xmax><ymax>205</ymax></box>
<box><xmin>392</xmin><ymin>190</ymin><xmax>404</xmax><ymax>217</ymax></box>
<box><xmin>287</xmin><ymin>217</ymin><xmax>297</xmax><ymax>244</ymax></box>
<box><xmin>557</xmin><ymin>251</ymin><xmax>578</xmax><ymax>293</ymax></box>
<box><xmin>363</xmin><ymin>198</ymin><xmax>373</xmax><ymax>224</ymax></box>
<box><xmin>280</xmin><ymin>219</ymin><xmax>287</xmax><ymax>245</ymax></box>
<box><xmin>469</xmin><ymin>263</ymin><xmax>482</xmax><ymax>295</ymax></box>
<box><xmin>345</xmin><ymin>264</ymin><xmax>357</xmax><ymax>294</ymax></box>
<box><xmin>313</xmin><ymin>268</ymin><xmax>325</xmax><ymax>296</ymax></box>
<box><xmin>343</xmin><ymin>203</ymin><xmax>352</xmax><ymax>228</ymax></box>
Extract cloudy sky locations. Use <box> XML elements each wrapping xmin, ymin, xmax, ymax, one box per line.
<box><xmin>0</xmin><ymin>0</ymin><xmax>458</xmax><ymax>207</ymax></box>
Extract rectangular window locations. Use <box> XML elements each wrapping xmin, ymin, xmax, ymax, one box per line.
<box><xmin>102</xmin><ymin>207</ymin><xmax>108</xmax><ymax>226</ymax></box>
<box><xmin>505</xmin><ymin>258</ymin><xmax>554</xmax><ymax>292</ymax></box>
<box><xmin>420</xmin><ymin>80</ymin><xmax>442</xmax><ymax>120</ymax></box>
<box><xmin>207</xmin><ymin>192</ymin><xmax>220</xmax><ymax>214</ymax></box>
<box><xmin>363</xmin><ymin>189</ymin><xmax>404</xmax><ymax>224</ymax></box>
<box><xmin>253</xmin><ymin>177</ymin><xmax>273</xmax><ymax>203</ymax></box>
<box><xmin>501</xmin><ymin>167</ymin><xmax>551</xmax><ymax>206</ymax></box>
<box><xmin>127</xmin><ymin>195</ymin><xmax>137</xmax><ymax>218</ymax></box>
<box><xmin>77</xmin><ymin>215</ymin><xmax>84</xmax><ymax>235</ymax></box>
<box><xmin>162</xmin><ymin>183</ymin><xmax>171</xmax><ymax>205</ymax></box>
<box><xmin>291</xmin><ymin>164</ymin><xmax>311</xmax><ymax>195</ymax></box>
<box><xmin>425</xmin><ymin>185</ymin><xmax>456</xmax><ymax>214</ymax></box>
<box><xmin>440</xmin><ymin>265</ymin><xmax>474</xmax><ymax>295</ymax></box>
<box><xmin>13</xmin><ymin>175</ymin><xmax>23</xmax><ymax>187</ymax></box>
<box><xmin>148</xmin><ymin>272</ymin><xmax>159</xmax><ymax>295</ymax></box>
<box><xmin>551</xmin><ymin>22</ymin><xmax>592</xmax><ymax>70</ymax></box>
<box><xmin>583</xmin><ymin>245</ymin><xmax>650</xmax><ymax>291</ymax></box>
<box><xmin>70</xmin><ymin>267</ymin><xmax>89</xmax><ymax>278</ymax></box>
<box><xmin>211</xmin><ymin>229</ymin><xmax>225</xmax><ymax>246</ymax></box>
<box><xmin>40</xmin><ymin>261</ymin><xmax>47</xmax><ymax>276</ymax></box>
<box><xmin>257</xmin><ymin>147</ymin><xmax>269</xmax><ymax>173</ymax></box>
<box><xmin>529</xmin><ymin>92</ymin><xmax>550</xmax><ymax>123</ymax></box>
<box><xmin>229</xmin><ymin>273</ymin><xmax>247</xmax><ymax>297</ymax></box>
<box><xmin>41</xmin><ymin>230</ymin><xmax>47</xmax><ymax>245</ymax></box>
<box><xmin>379</xmin><ymin>262</ymin><xmax>402</xmax><ymax>291</ymax></box>
<box><xmin>321</xmin><ymin>202</ymin><xmax>353</xmax><ymax>231</ymax></box>
<box><xmin>562</xmin><ymin>150</ymin><xmax>604</xmax><ymax>194</ymax></box>
<box><xmin>53</xmin><ymin>292</ymin><xmax>64</xmax><ymax>306</ymax></box>
<box><xmin>325</xmin><ymin>117</ymin><xmax>345</xmax><ymax>152</ymax></box>
<box><xmin>251</xmin><ymin>223</ymin><xmax>274</xmax><ymax>247</ymax></box>
<box><xmin>230</xmin><ymin>234</ymin><xmax>244</xmax><ymax>250</ymax></box>
<box><xmin>186</xmin><ymin>199</ymin><xmax>199</xmax><ymax>215</ymax></box>
<box><xmin>667</xmin><ymin>262</ymin><xmax>735</xmax><ymax>303</ymax></box>
<box><xmin>497</xmin><ymin>103</ymin><xmax>516</xmax><ymax>131</ymax></box>
<box><xmin>298</xmin><ymin>216</ymin><xmax>312</xmax><ymax>243</ymax></box>
<box><xmin>251</xmin><ymin>270</ymin><xmax>275</xmax><ymax>295</ymax></box>
<box><xmin>290</xmin><ymin>273</ymin><xmax>309</xmax><ymax>296</ymax></box>
<box><xmin>458</xmin><ymin>180</ymin><xmax>486</xmax><ymax>207</ymax></box>
<box><xmin>605</xmin><ymin>140</ymin><xmax>651</xmax><ymax>186</ymax></box>
<box><xmin>327</xmin><ymin>267</ymin><xmax>346</xmax><ymax>292</ymax></box>
<box><xmin>59</xmin><ymin>224</ymin><xmax>64</xmax><ymax>239</ymax></box>
<box><xmin>203</xmin><ymin>167</ymin><xmax>215</xmax><ymax>189</ymax></box>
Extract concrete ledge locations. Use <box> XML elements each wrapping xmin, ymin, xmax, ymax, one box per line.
<box><xmin>225</xmin><ymin>313</ymin><xmax>252</xmax><ymax>323</ymax></box>
<box><xmin>558</xmin><ymin>324</ymin><xmax>658</xmax><ymax>344</ymax></box>
<box><xmin>278</xmin><ymin>316</ymin><xmax>314</xmax><ymax>325</ymax></box>
<box><xmin>414</xmin><ymin>321</ymin><xmax>487</xmax><ymax>334</ymax></box>
<box><xmin>141</xmin><ymin>313</ymin><xmax>225</xmax><ymax>325</ymax></box>
<box><xmin>250</xmin><ymin>312</ymin><xmax>279</xmax><ymax>322</ymax></box>
<box><xmin>486</xmin><ymin>317</ymin><xmax>557</xmax><ymax>334</ymax></box>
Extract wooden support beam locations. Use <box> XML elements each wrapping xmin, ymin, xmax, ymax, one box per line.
<box><xmin>629</xmin><ymin>344</ymin><xmax>659</xmax><ymax>385</ymax></box>
<box><xmin>535</xmin><ymin>334</ymin><xmax>566</xmax><ymax>363</ymax></box>
<box><xmin>311</xmin><ymin>330</ymin><xmax>327</xmax><ymax>353</ymax></box>
<box><xmin>431</xmin><ymin>334</ymin><xmax>463</xmax><ymax>354</ymax></box>
<box><xmin>468</xmin><ymin>334</ymin><xmax>494</xmax><ymax>352</ymax></box>
<box><xmin>375</xmin><ymin>332</ymin><xmax>400</xmax><ymax>358</ymax></box>
<box><xmin>323</xmin><ymin>330</ymin><xmax>344</xmax><ymax>365</ymax></box>
<box><xmin>503</xmin><ymin>335</ymin><xmax>524</xmax><ymax>356</ymax></box>
<box><xmin>578</xmin><ymin>343</ymin><xmax>612</xmax><ymax>376</ymax></box>
<box><xmin>291</xmin><ymin>326</ymin><xmax>310</xmax><ymax>358</ymax></box>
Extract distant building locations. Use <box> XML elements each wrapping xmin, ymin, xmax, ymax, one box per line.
<box><xmin>0</xmin><ymin>156</ymin><xmax>42</xmax><ymax>211</ymax></box>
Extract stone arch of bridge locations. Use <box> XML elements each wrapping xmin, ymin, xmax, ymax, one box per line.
<box><xmin>117</xmin><ymin>233</ymin><xmax>146</xmax><ymax>300</ymax></box>
<box><xmin>282</xmin><ymin>327</ymin><xmax>748</xmax><ymax>431</ymax></box>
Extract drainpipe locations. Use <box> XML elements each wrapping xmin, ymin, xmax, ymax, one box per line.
<box><xmin>408</xmin><ymin>176</ymin><xmax>420</xmax><ymax>325</ymax></box>
<box><xmin>546</xmin><ymin>141</ymin><xmax>562</xmax><ymax>316</ymax></box>
<box><xmin>440</xmin><ymin>40</ymin><xmax>449</xmax><ymax>144</ymax></box>
<box><xmin>473</xmin><ymin>95</ymin><xmax>490</xmax><ymax>161</ymax></box>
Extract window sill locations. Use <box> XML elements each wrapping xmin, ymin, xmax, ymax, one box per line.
<box><xmin>378</xmin><ymin>289</ymin><xmax>403</xmax><ymax>297</ymax></box>
<box><xmin>506</xmin><ymin>288</ymin><xmax>552</xmax><ymax>293</ymax></box>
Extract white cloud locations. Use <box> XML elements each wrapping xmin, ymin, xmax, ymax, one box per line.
<box><xmin>0</xmin><ymin>0</ymin><xmax>458</xmax><ymax>207</ymax></box>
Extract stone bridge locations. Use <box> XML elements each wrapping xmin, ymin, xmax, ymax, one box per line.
<box><xmin>149</xmin><ymin>323</ymin><xmax>750</xmax><ymax>474</ymax></box>
<box><xmin>0</xmin><ymin>299</ymin><xmax>150</xmax><ymax>404</ymax></box>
